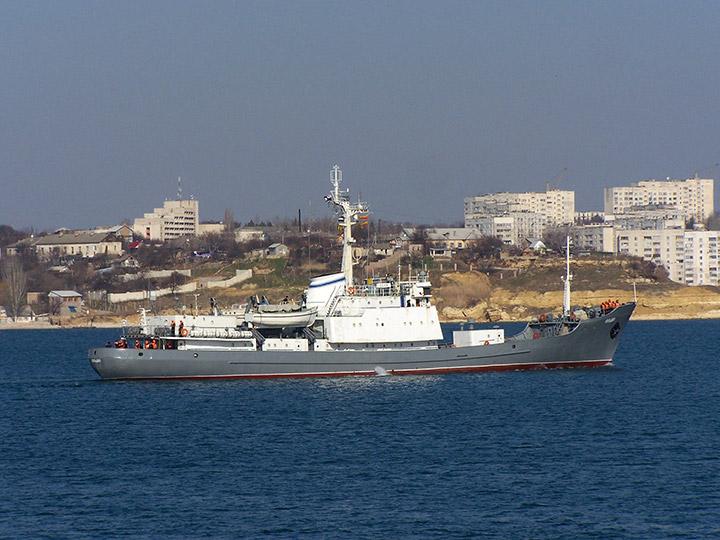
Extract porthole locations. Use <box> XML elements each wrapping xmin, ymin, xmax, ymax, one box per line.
<box><xmin>138</xmin><ymin>352</ymin><xmax>143</xmax><ymax>357</ymax></box>
<box><xmin>193</xmin><ymin>353</ymin><xmax>199</xmax><ymax>358</ymax></box>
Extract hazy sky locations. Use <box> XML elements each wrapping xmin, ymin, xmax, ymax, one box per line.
<box><xmin>3</xmin><ymin>1</ymin><xmax>720</xmax><ymax>231</ymax></box>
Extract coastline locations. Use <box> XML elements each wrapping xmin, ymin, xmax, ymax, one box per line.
<box><xmin>0</xmin><ymin>321</ymin><xmax>123</xmax><ymax>330</ymax></box>
<box><xmin>5</xmin><ymin>279</ymin><xmax>720</xmax><ymax>329</ymax></box>
<box><xmin>1</xmin><ymin>311</ymin><xmax>718</xmax><ymax>330</ymax></box>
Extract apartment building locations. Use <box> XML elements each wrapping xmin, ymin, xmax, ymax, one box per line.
<box><xmin>616</xmin><ymin>228</ymin><xmax>686</xmax><ymax>283</ymax></box>
<box><xmin>133</xmin><ymin>199</ymin><xmax>199</xmax><ymax>242</ymax></box>
<box><xmin>465</xmin><ymin>214</ymin><xmax>539</xmax><ymax>246</ymax></box>
<box><xmin>605</xmin><ymin>206</ymin><xmax>685</xmax><ymax>231</ymax></box>
<box><xmin>465</xmin><ymin>189</ymin><xmax>575</xmax><ymax>228</ymax></box>
<box><xmin>571</xmin><ymin>225</ymin><xmax>616</xmax><ymax>253</ymax></box>
<box><xmin>683</xmin><ymin>231</ymin><xmax>720</xmax><ymax>286</ymax></box>
<box><xmin>604</xmin><ymin>175</ymin><xmax>713</xmax><ymax>222</ymax></box>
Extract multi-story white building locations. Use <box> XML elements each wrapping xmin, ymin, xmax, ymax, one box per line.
<box><xmin>604</xmin><ymin>175</ymin><xmax>713</xmax><ymax>222</ymax></box>
<box><xmin>616</xmin><ymin>228</ymin><xmax>687</xmax><ymax>283</ymax></box>
<box><xmin>572</xmin><ymin>225</ymin><xmax>616</xmax><ymax>253</ymax></box>
<box><xmin>133</xmin><ymin>199</ymin><xmax>199</xmax><ymax>242</ymax></box>
<box><xmin>465</xmin><ymin>189</ymin><xmax>575</xmax><ymax>228</ymax></box>
<box><xmin>465</xmin><ymin>213</ymin><xmax>544</xmax><ymax>246</ymax></box>
<box><xmin>605</xmin><ymin>206</ymin><xmax>685</xmax><ymax>231</ymax></box>
<box><xmin>510</xmin><ymin>212</ymin><xmax>545</xmax><ymax>244</ymax></box>
<box><xmin>574</xmin><ymin>211</ymin><xmax>605</xmax><ymax>223</ymax></box>
<box><xmin>683</xmin><ymin>231</ymin><xmax>720</xmax><ymax>286</ymax></box>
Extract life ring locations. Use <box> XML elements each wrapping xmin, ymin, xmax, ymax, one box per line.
<box><xmin>484</xmin><ymin>340</ymin><xmax>490</xmax><ymax>345</ymax></box>
<box><xmin>180</xmin><ymin>328</ymin><xmax>189</xmax><ymax>337</ymax></box>
<box><xmin>347</xmin><ymin>286</ymin><xmax>355</xmax><ymax>295</ymax></box>
<box><xmin>539</xmin><ymin>313</ymin><xmax>546</xmax><ymax>323</ymax></box>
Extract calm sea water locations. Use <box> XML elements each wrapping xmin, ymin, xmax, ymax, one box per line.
<box><xmin>1</xmin><ymin>321</ymin><xmax>719</xmax><ymax>539</ymax></box>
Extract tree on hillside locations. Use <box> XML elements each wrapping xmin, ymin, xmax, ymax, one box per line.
<box><xmin>542</xmin><ymin>228</ymin><xmax>570</xmax><ymax>252</ymax></box>
<box><xmin>135</xmin><ymin>243</ymin><xmax>177</xmax><ymax>268</ymax></box>
<box><xmin>466</xmin><ymin>236</ymin><xmax>504</xmax><ymax>259</ymax></box>
<box><xmin>0</xmin><ymin>225</ymin><xmax>26</xmax><ymax>248</ymax></box>
<box><xmin>627</xmin><ymin>256</ymin><xmax>663</xmax><ymax>281</ymax></box>
<box><xmin>224</xmin><ymin>209</ymin><xmax>235</xmax><ymax>234</ymax></box>
<box><xmin>705</xmin><ymin>212</ymin><xmax>720</xmax><ymax>231</ymax></box>
<box><xmin>1</xmin><ymin>257</ymin><xmax>28</xmax><ymax>321</ymax></box>
<box><xmin>410</xmin><ymin>226</ymin><xmax>429</xmax><ymax>255</ymax></box>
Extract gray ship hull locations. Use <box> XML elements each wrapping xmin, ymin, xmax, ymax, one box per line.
<box><xmin>89</xmin><ymin>303</ymin><xmax>634</xmax><ymax>380</ymax></box>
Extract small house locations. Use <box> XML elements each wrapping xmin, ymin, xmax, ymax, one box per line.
<box><xmin>267</xmin><ymin>243</ymin><xmax>289</xmax><ymax>258</ymax></box>
<box><xmin>48</xmin><ymin>290</ymin><xmax>83</xmax><ymax>316</ymax></box>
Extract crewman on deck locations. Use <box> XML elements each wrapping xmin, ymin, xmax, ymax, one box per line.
<box><xmin>170</xmin><ymin>320</ymin><xmax>176</xmax><ymax>336</ymax></box>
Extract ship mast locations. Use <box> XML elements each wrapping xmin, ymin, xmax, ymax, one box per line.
<box><xmin>327</xmin><ymin>165</ymin><xmax>368</xmax><ymax>291</ymax></box>
<box><xmin>562</xmin><ymin>235</ymin><xmax>572</xmax><ymax>316</ymax></box>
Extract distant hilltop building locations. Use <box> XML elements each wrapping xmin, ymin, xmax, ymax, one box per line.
<box><xmin>464</xmin><ymin>188</ymin><xmax>575</xmax><ymax>245</ymax></box>
<box><xmin>133</xmin><ymin>199</ymin><xmax>199</xmax><ymax>242</ymax></box>
<box><xmin>465</xmin><ymin>213</ymin><xmax>545</xmax><ymax>246</ymax></box>
<box><xmin>604</xmin><ymin>174</ymin><xmax>713</xmax><ymax>222</ymax></box>
<box><xmin>5</xmin><ymin>230</ymin><xmax>122</xmax><ymax>259</ymax></box>
<box><xmin>464</xmin><ymin>189</ymin><xmax>575</xmax><ymax>228</ymax></box>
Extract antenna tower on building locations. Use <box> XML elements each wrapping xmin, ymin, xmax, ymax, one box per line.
<box><xmin>177</xmin><ymin>176</ymin><xmax>182</xmax><ymax>200</ymax></box>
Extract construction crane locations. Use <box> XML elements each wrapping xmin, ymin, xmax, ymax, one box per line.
<box><xmin>693</xmin><ymin>162</ymin><xmax>718</xmax><ymax>179</ymax></box>
<box><xmin>546</xmin><ymin>168</ymin><xmax>567</xmax><ymax>191</ymax></box>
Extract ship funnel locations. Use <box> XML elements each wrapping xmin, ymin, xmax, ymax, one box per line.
<box><xmin>306</xmin><ymin>272</ymin><xmax>346</xmax><ymax>314</ymax></box>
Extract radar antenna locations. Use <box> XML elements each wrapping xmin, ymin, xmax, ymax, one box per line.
<box><xmin>562</xmin><ymin>236</ymin><xmax>573</xmax><ymax>317</ymax></box>
<box><xmin>326</xmin><ymin>165</ymin><xmax>368</xmax><ymax>291</ymax></box>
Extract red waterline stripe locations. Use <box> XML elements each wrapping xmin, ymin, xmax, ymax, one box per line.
<box><xmin>107</xmin><ymin>359</ymin><xmax>613</xmax><ymax>381</ymax></box>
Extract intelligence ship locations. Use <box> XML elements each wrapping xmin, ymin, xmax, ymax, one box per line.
<box><xmin>89</xmin><ymin>166</ymin><xmax>634</xmax><ymax>380</ymax></box>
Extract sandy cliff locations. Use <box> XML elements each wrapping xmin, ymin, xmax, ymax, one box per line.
<box><xmin>434</xmin><ymin>269</ymin><xmax>720</xmax><ymax>322</ymax></box>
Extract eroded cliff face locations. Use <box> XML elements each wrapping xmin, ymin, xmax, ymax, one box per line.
<box><xmin>433</xmin><ymin>271</ymin><xmax>720</xmax><ymax>322</ymax></box>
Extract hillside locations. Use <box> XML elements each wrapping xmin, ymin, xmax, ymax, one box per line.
<box><xmin>432</xmin><ymin>257</ymin><xmax>720</xmax><ymax>322</ymax></box>
<box><xmin>10</xmin><ymin>255</ymin><xmax>720</xmax><ymax>329</ymax></box>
